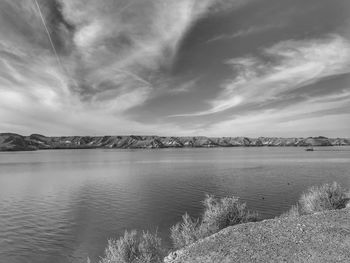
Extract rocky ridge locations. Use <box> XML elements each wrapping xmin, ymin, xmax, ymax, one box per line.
<box><xmin>0</xmin><ymin>133</ymin><xmax>349</xmax><ymax>151</ymax></box>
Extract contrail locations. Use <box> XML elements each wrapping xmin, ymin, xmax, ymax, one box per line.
<box><xmin>33</xmin><ymin>0</ymin><xmax>64</xmax><ymax>70</ymax></box>
<box><xmin>113</xmin><ymin>1</ymin><xmax>153</xmax><ymax>87</ymax></box>
<box><xmin>116</xmin><ymin>69</ymin><xmax>152</xmax><ymax>87</ymax></box>
<box><xmin>116</xmin><ymin>0</ymin><xmax>135</xmax><ymax>16</ymax></box>
<box><xmin>33</xmin><ymin>0</ymin><xmax>79</xmax><ymax>89</ymax></box>
<box><xmin>33</xmin><ymin>0</ymin><xmax>148</xmax><ymax>90</ymax></box>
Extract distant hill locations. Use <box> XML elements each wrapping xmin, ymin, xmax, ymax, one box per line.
<box><xmin>1</xmin><ymin>133</ymin><xmax>349</xmax><ymax>151</ymax></box>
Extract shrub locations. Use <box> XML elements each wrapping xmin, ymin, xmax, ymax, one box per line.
<box><xmin>201</xmin><ymin>195</ymin><xmax>258</xmax><ymax>234</ymax></box>
<box><xmin>138</xmin><ymin>231</ymin><xmax>164</xmax><ymax>262</ymax></box>
<box><xmin>170</xmin><ymin>213</ymin><xmax>201</xmax><ymax>249</ymax></box>
<box><xmin>170</xmin><ymin>195</ymin><xmax>258</xmax><ymax>249</ymax></box>
<box><xmin>99</xmin><ymin>230</ymin><xmax>164</xmax><ymax>263</ymax></box>
<box><xmin>299</xmin><ymin>182</ymin><xmax>348</xmax><ymax>214</ymax></box>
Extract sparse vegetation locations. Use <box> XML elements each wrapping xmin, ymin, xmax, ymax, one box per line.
<box><xmin>99</xmin><ymin>230</ymin><xmax>164</xmax><ymax>263</ymax></box>
<box><xmin>170</xmin><ymin>195</ymin><xmax>258</xmax><ymax>249</ymax></box>
<box><xmin>281</xmin><ymin>182</ymin><xmax>349</xmax><ymax>218</ymax></box>
<box><xmin>201</xmin><ymin>195</ymin><xmax>258</xmax><ymax>233</ymax></box>
<box><xmin>299</xmin><ymin>182</ymin><xmax>348</xmax><ymax>214</ymax></box>
<box><xmin>170</xmin><ymin>213</ymin><xmax>202</xmax><ymax>249</ymax></box>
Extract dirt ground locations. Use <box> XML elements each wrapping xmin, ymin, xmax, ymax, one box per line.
<box><xmin>165</xmin><ymin>208</ymin><xmax>350</xmax><ymax>263</ymax></box>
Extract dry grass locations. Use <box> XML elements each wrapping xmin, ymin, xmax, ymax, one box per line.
<box><xmin>281</xmin><ymin>182</ymin><xmax>349</xmax><ymax>218</ymax></box>
<box><xmin>170</xmin><ymin>195</ymin><xmax>258</xmax><ymax>249</ymax></box>
<box><xmin>299</xmin><ymin>182</ymin><xmax>348</xmax><ymax>214</ymax></box>
<box><xmin>201</xmin><ymin>195</ymin><xmax>258</xmax><ymax>234</ymax></box>
<box><xmin>99</xmin><ymin>230</ymin><xmax>164</xmax><ymax>263</ymax></box>
<box><xmin>170</xmin><ymin>213</ymin><xmax>201</xmax><ymax>249</ymax></box>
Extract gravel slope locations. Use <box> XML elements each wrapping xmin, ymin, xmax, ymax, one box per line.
<box><xmin>165</xmin><ymin>208</ymin><xmax>350</xmax><ymax>263</ymax></box>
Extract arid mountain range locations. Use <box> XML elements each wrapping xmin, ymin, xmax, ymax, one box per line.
<box><xmin>1</xmin><ymin>133</ymin><xmax>349</xmax><ymax>151</ymax></box>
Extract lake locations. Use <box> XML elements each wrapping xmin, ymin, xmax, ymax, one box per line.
<box><xmin>0</xmin><ymin>147</ymin><xmax>349</xmax><ymax>263</ymax></box>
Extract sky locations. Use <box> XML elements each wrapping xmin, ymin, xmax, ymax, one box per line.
<box><xmin>0</xmin><ymin>0</ymin><xmax>350</xmax><ymax>137</ymax></box>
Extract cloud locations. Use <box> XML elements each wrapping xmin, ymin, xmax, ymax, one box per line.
<box><xmin>0</xmin><ymin>0</ymin><xmax>244</xmax><ymax>105</ymax></box>
<box><xmin>168</xmin><ymin>78</ymin><xmax>198</xmax><ymax>94</ymax></box>
<box><xmin>0</xmin><ymin>0</ymin><xmax>247</xmax><ymax>135</ymax></box>
<box><xmin>57</xmin><ymin>0</ymin><xmax>238</xmax><ymax>100</ymax></box>
<box><xmin>206</xmin><ymin>24</ymin><xmax>284</xmax><ymax>43</ymax></box>
<box><xmin>201</xmin><ymin>94</ymin><xmax>350</xmax><ymax>137</ymax></box>
<box><xmin>178</xmin><ymin>35</ymin><xmax>350</xmax><ymax>117</ymax></box>
<box><xmin>1</xmin><ymin>0</ymin><xmax>349</xmax><ymax>137</ymax></box>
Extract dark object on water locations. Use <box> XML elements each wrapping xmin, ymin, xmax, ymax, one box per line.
<box><xmin>305</xmin><ymin>147</ymin><xmax>314</xmax><ymax>151</ymax></box>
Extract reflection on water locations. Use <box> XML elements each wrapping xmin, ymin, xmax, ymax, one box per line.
<box><xmin>0</xmin><ymin>147</ymin><xmax>349</xmax><ymax>262</ymax></box>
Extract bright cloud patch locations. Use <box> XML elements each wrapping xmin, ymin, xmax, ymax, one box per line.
<box><xmin>181</xmin><ymin>35</ymin><xmax>350</xmax><ymax>116</ymax></box>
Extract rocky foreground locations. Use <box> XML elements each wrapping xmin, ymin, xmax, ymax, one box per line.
<box><xmin>0</xmin><ymin>133</ymin><xmax>349</xmax><ymax>151</ymax></box>
<box><xmin>165</xmin><ymin>208</ymin><xmax>350</xmax><ymax>263</ymax></box>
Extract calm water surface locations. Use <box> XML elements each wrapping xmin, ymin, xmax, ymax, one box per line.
<box><xmin>0</xmin><ymin>147</ymin><xmax>349</xmax><ymax>263</ymax></box>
